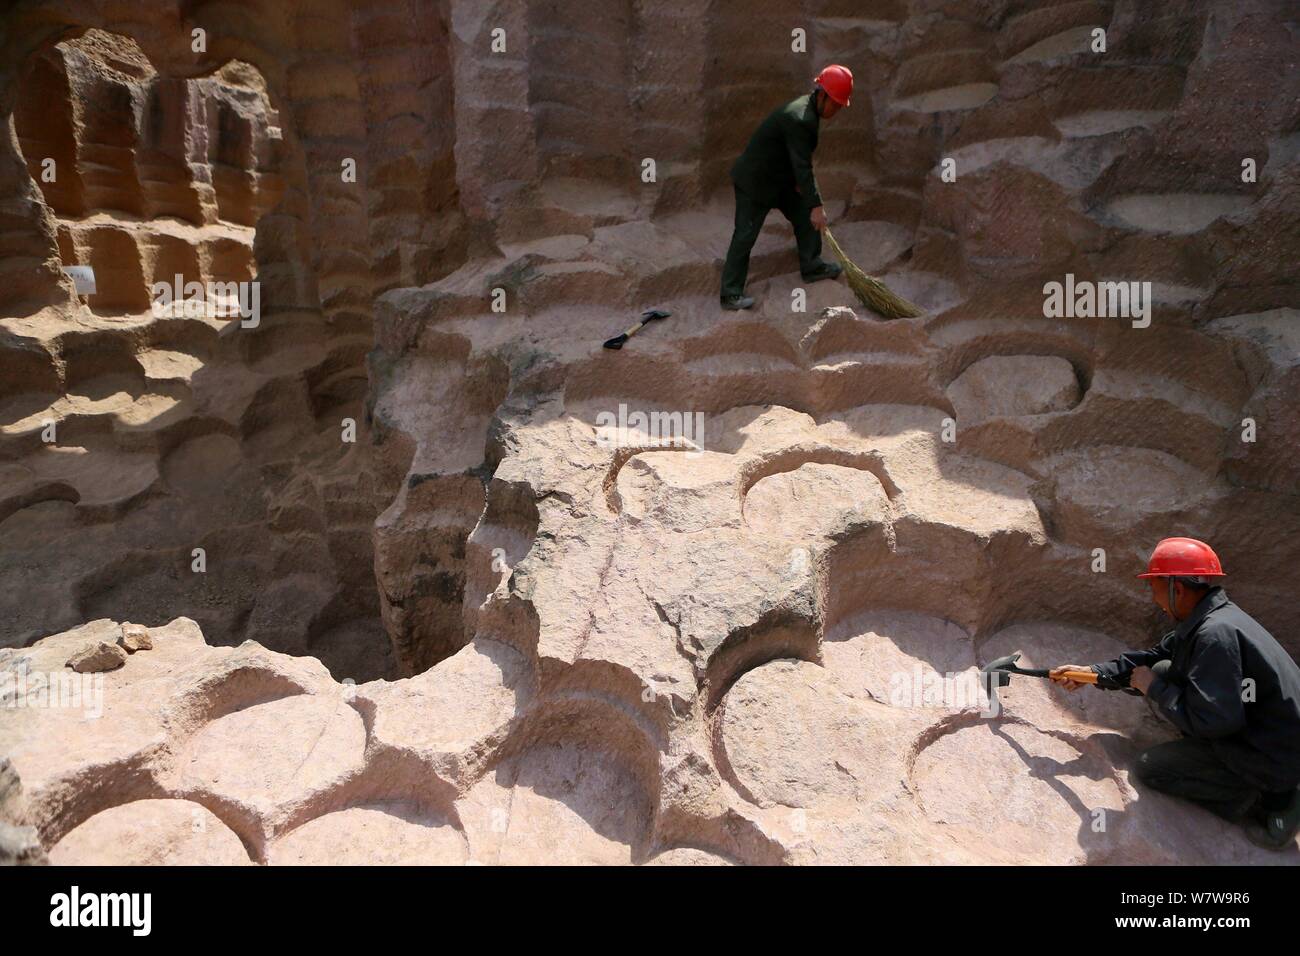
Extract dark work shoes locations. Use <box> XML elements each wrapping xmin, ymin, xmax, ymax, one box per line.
<box><xmin>720</xmin><ymin>294</ymin><xmax>755</xmax><ymax>310</ymax></box>
<box><xmin>1244</xmin><ymin>788</ymin><xmax>1300</xmax><ymax>850</ymax></box>
<box><xmin>801</xmin><ymin>261</ymin><xmax>842</xmax><ymax>283</ymax></box>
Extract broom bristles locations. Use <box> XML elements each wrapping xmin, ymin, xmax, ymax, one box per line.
<box><xmin>823</xmin><ymin>227</ymin><xmax>924</xmax><ymax>319</ymax></box>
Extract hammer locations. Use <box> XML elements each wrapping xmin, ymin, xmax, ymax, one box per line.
<box><xmin>982</xmin><ymin>652</ymin><xmax>1141</xmax><ymax>697</ymax></box>
<box><xmin>603</xmin><ymin>308</ymin><xmax>671</xmax><ymax>350</ymax></box>
<box><xmin>983</xmin><ymin>652</ymin><xmax>1097</xmax><ymax>687</ymax></box>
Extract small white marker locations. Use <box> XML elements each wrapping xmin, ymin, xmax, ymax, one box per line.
<box><xmin>62</xmin><ymin>265</ymin><xmax>96</xmax><ymax>295</ymax></box>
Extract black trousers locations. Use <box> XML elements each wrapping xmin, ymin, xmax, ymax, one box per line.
<box><xmin>1134</xmin><ymin>737</ymin><xmax>1262</xmax><ymax>821</ymax></box>
<box><xmin>720</xmin><ymin>184</ymin><xmax>823</xmax><ymax>299</ymax></box>
<box><xmin>1134</xmin><ymin>659</ymin><xmax>1270</xmax><ymax>820</ymax></box>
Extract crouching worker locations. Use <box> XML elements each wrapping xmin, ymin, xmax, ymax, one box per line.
<box><xmin>1052</xmin><ymin>537</ymin><xmax>1300</xmax><ymax>850</ymax></box>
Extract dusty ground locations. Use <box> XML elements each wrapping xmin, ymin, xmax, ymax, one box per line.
<box><xmin>1</xmin><ymin>2</ymin><xmax>1298</xmax><ymax>864</ymax></box>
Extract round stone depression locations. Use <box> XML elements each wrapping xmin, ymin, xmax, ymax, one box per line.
<box><xmin>946</xmin><ymin>355</ymin><xmax>1080</xmax><ymax>424</ymax></box>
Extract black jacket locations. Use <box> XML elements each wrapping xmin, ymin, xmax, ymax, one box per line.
<box><xmin>730</xmin><ymin>94</ymin><xmax>822</xmax><ymax>208</ymax></box>
<box><xmin>1093</xmin><ymin>587</ymin><xmax>1300</xmax><ymax>791</ymax></box>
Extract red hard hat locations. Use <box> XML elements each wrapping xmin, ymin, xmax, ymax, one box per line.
<box><xmin>1136</xmin><ymin>537</ymin><xmax>1226</xmax><ymax>578</ymax></box>
<box><xmin>814</xmin><ymin>64</ymin><xmax>853</xmax><ymax>106</ymax></box>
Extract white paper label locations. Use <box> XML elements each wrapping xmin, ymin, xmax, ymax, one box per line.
<box><xmin>63</xmin><ymin>265</ymin><xmax>96</xmax><ymax>295</ymax></box>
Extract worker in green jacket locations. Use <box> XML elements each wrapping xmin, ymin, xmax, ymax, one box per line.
<box><xmin>720</xmin><ymin>64</ymin><xmax>854</xmax><ymax>310</ymax></box>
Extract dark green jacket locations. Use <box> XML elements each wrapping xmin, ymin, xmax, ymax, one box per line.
<box><xmin>730</xmin><ymin>93</ymin><xmax>822</xmax><ymax>208</ymax></box>
<box><xmin>1092</xmin><ymin>587</ymin><xmax>1300</xmax><ymax>791</ymax></box>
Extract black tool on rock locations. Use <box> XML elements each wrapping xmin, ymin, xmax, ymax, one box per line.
<box><xmin>603</xmin><ymin>309</ymin><xmax>671</xmax><ymax>350</ymax></box>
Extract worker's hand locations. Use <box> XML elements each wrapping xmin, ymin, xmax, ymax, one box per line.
<box><xmin>810</xmin><ymin>205</ymin><xmax>828</xmax><ymax>232</ymax></box>
<box><xmin>1049</xmin><ymin>665</ymin><xmax>1091</xmax><ymax>692</ymax></box>
<box><xmin>1129</xmin><ymin>665</ymin><xmax>1154</xmax><ymax>696</ymax></box>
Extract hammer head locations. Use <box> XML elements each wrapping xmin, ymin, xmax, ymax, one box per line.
<box><xmin>981</xmin><ymin>651</ymin><xmax>1022</xmax><ymax>689</ymax></box>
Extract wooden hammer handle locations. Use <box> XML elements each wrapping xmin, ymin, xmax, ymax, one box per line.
<box><xmin>1053</xmin><ymin>668</ymin><xmax>1099</xmax><ymax>684</ymax></box>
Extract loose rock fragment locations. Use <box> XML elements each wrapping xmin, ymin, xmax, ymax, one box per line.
<box><xmin>66</xmin><ymin>640</ymin><xmax>127</xmax><ymax>673</ymax></box>
<box><xmin>118</xmin><ymin>623</ymin><xmax>153</xmax><ymax>653</ymax></box>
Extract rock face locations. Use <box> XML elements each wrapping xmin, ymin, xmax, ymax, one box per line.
<box><xmin>8</xmin><ymin>614</ymin><xmax>1293</xmax><ymax>865</ymax></box>
<box><xmin>0</xmin><ymin>28</ymin><xmax>397</xmax><ymax>680</ymax></box>
<box><xmin>947</xmin><ymin>355</ymin><xmax>1080</xmax><ymax>423</ymax></box>
<box><xmin>2</xmin><ymin>2</ymin><xmax>1299</xmax><ymax>865</ymax></box>
<box><xmin>0</xmin><ymin>757</ymin><xmax>47</xmax><ymax>865</ymax></box>
<box><xmin>49</xmin><ymin>799</ymin><xmax>250</xmax><ymax>866</ymax></box>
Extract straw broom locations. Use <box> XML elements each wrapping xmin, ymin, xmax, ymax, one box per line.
<box><xmin>823</xmin><ymin>226</ymin><xmax>923</xmax><ymax>319</ymax></box>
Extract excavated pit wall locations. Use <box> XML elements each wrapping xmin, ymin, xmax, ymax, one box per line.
<box><xmin>1</xmin><ymin>0</ymin><xmax>1299</xmax><ymax>865</ymax></box>
<box><xmin>1</xmin><ymin>5</ymin><xmax>468</xmax><ymax>678</ymax></box>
